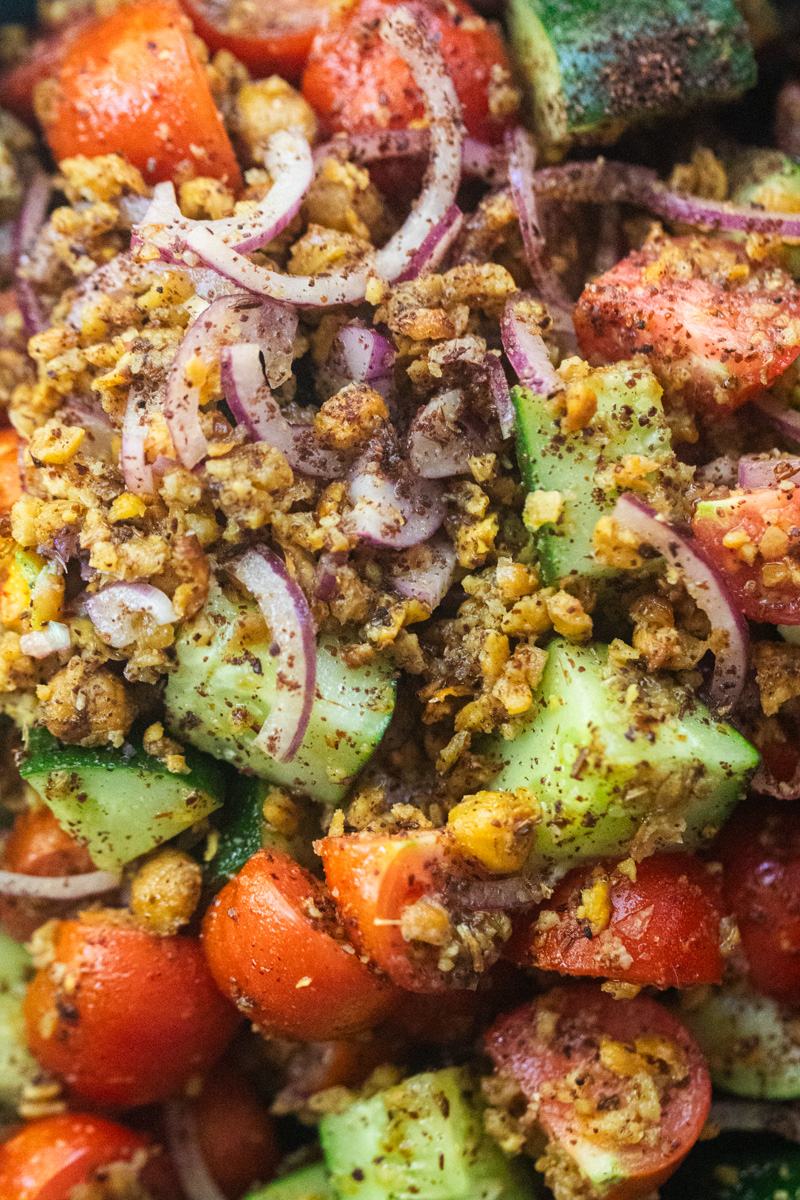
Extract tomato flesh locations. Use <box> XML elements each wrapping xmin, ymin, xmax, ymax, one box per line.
<box><xmin>692</xmin><ymin>486</ymin><xmax>800</xmax><ymax>624</ymax></box>
<box><xmin>486</xmin><ymin>985</ymin><xmax>711</xmax><ymax>1200</ymax></box>
<box><xmin>0</xmin><ymin>1114</ymin><xmax>149</xmax><ymax>1200</ymax></box>
<box><xmin>41</xmin><ymin>0</ymin><xmax>241</xmax><ymax>187</ymax></box>
<box><xmin>193</xmin><ymin>1066</ymin><xmax>280</xmax><ymax>1199</ymax></box>
<box><xmin>202</xmin><ymin>848</ymin><xmax>394</xmax><ymax>1040</ymax></box>
<box><xmin>0</xmin><ymin>427</ymin><xmax>22</xmax><ymax>515</ymax></box>
<box><xmin>0</xmin><ymin>806</ymin><xmax>94</xmax><ymax>942</ymax></box>
<box><xmin>24</xmin><ymin>919</ymin><xmax>240</xmax><ymax>1107</ymax></box>
<box><xmin>574</xmin><ymin>235</ymin><xmax>800</xmax><ymax>414</ymax></box>
<box><xmin>508</xmin><ymin>854</ymin><xmax>724</xmax><ymax>989</ymax></box>
<box><xmin>180</xmin><ymin>0</ymin><xmax>337</xmax><ymax>81</ymax></box>
<box><xmin>302</xmin><ymin>0</ymin><xmax>517</xmax><ymax>145</ymax></box>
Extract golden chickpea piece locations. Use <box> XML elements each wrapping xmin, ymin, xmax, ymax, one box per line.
<box><xmin>130</xmin><ymin>848</ymin><xmax>202</xmax><ymax>936</ymax></box>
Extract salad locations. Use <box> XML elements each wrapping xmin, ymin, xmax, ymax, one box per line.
<box><xmin>2</xmin><ymin>0</ymin><xmax>800</xmax><ymax>1196</ymax></box>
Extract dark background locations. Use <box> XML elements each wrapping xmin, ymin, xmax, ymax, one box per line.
<box><xmin>3</xmin><ymin>1</ymin><xmax>36</xmax><ymax>23</ymax></box>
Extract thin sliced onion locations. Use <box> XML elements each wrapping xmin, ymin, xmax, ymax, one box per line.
<box><xmin>229</xmin><ymin>546</ymin><xmax>316</xmax><ymax>762</ymax></box>
<box><xmin>165</xmin><ymin>294</ymin><xmax>296</xmax><ymax>468</ymax></box>
<box><xmin>501</xmin><ymin>292</ymin><xmax>563</xmax><ymax>399</ymax></box>
<box><xmin>395</xmin><ymin>204</ymin><xmax>463</xmax><ymax>283</ymax></box>
<box><xmin>447</xmin><ymin>875</ymin><xmax>548</xmax><ymax>911</ymax></box>
<box><xmin>408</xmin><ymin>388</ymin><xmax>490</xmax><ymax>478</ymax></box>
<box><xmin>121</xmin><ymin>381</ymin><xmax>155</xmax><ymax>497</ymax></box>
<box><xmin>221</xmin><ymin>342</ymin><xmax>345</xmax><ymax>477</ymax></box>
<box><xmin>14</xmin><ymin>169</ymin><xmax>52</xmax><ymax>334</ymax></box>
<box><xmin>0</xmin><ymin>867</ymin><xmax>120</xmax><ymax>899</ymax></box>
<box><xmin>505</xmin><ymin>127</ymin><xmax>570</xmax><ymax>306</ymax></box>
<box><xmin>166</xmin><ymin>1100</ymin><xmax>227</xmax><ymax>1200</ymax></box>
<box><xmin>315</xmin><ymin>130</ymin><xmax>507</xmax><ymax>184</ymax></box>
<box><xmin>613</xmin><ymin>493</ymin><xmax>748</xmax><ymax>711</ymax></box>
<box><xmin>710</xmin><ymin>1099</ymin><xmax>800</xmax><ymax>1142</ymax></box>
<box><xmin>336</xmin><ymin>326</ymin><xmax>395</xmax><ymax>382</ymax></box>
<box><xmin>485</xmin><ymin>353</ymin><xmax>515</xmax><ymax>439</ymax></box>
<box><xmin>391</xmin><ymin>534</ymin><xmax>456</xmax><ymax>607</ymax></box>
<box><xmin>19</xmin><ymin>621</ymin><xmax>70</xmax><ymax>659</ymax></box>
<box><xmin>86</xmin><ymin>583</ymin><xmax>175</xmax><ymax>649</ymax></box>
<box><xmin>347</xmin><ymin>441</ymin><xmax>446</xmax><ymax>548</ymax></box>
<box><xmin>737</xmin><ymin>454</ymin><xmax>800</xmax><ymax>488</ymax></box>
<box><xmin>751</xmin><ymin>394</ymin><xmax>800</xmax><ymax>447</ymax></box>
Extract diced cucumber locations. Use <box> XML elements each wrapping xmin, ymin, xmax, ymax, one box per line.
<box><xmin>320</xmin><ymin>1067</ymin><xmax>538</xmax><ymax>1200</ymax></box>
<box><xmin>682</xmin><ymin>985</ymin><xmax>800</xmax><ymax>1099</ymax></box>
<box><xmin>513</xmin><ymin>363</ymin><xmax>679</xmax><ymax>586</ymax></box>
<box><xmin>211</xmin><ymin>776</ymin><xmax>319</xmax><ymax>880</ymax></box>
<box><xmin>165</xmin><ymin>589</ymin><xmax>396</xmax><ymax>806</ymax></box>
<box><xmin>245</xmin><ymin>1164</ymin><xmax>337</xmax><ymax>1200</ymax></box>
<box><xmin>508</xmin><ymin>0</ymin><xmax>756</xmax><ymax>151</ymax></box>
<box><xmin>487</xmin><ymin>639</ymin><xmax>759</xmax><ymax>872</ymax></box>
<box><xmin>19</xmin><ymin>728</ymin><xmax>226</xmax><ymax>870</ymax></box>
<box><xmin>0</xmin><ymin>930</ymin><xmax>36</xmax><ymax>1110</ymax></box>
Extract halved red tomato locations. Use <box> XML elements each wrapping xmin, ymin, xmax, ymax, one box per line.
<box><xmin>508</xmin><ymin>854</ymin><xmax>724</xmax><ymax>989</ymax></box>
<box><xmin>692</xmin><ymin>486</ymin><xmax>800</xmax><ymax>624</ymax></box>
<box><xmin>574</xmin><ymin>234</ymin><xmax>800</xmax><ymax>413</ymax></box>
<box><xmin>180</xmin><ymin>0</ymin><xmax>339</xmax><ymax>81</ymax></box>
<box><xmin>0</xmin><ymin>1114</ymin><xmax>151</xmax><ymax>1200</ymax></box>
<box><xmin>485</xmin><ymin>985</ymin><xmax>711</xmax><ymax>1200</ymax></box>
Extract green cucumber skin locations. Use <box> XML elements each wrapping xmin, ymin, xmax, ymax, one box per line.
<box><xmin>320</xmin><ymin>1067</ymin><xmax>538</xmax><ymax>1200</ymax></box>
<box><xmin>683</xmin><ymin>986</ymin><xmax>800</xmax><ymax>1099</ymax></box>
<box><xmin>212</xmin><ymin>777</ymin><xmax>318</xmax><ymax>880</ymax></box>
<box><xmin>0</xmin><ymin>931</ymin><xmax>36</xmax><ymax>1111</ymax></box>
<box><xmin>20</xmin><ymin>728</ymin><xmax>225</xmax><ymax>870</ymax></box>
<box><xmin>509</xmin><ymin>0</ymin><xmax>756</xmax><ymax>147</ymax></box>
<box><xmin>165</xmin><ymin>590</ymin><xmax>396</xmax><ymax>806</ymax></box>
<box><xmin>487</xmin><ymin>639</ymin><xmax>759</xmax><ymax>872</ymax></box>
<box><xmin>244</xmin><ymin>1164</ymin><xmax>336</xmax><ymax>1200</ymax></box>
<box><xmin>513</xmin><ymin>363</ymin><xmax>675</xmax><ymax>586</ymax></box>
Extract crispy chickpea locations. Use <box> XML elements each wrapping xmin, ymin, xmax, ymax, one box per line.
<box><xmin>130</xmin><ymin>848</ymin><xmax>203</xmax><ymax>936</ymax></box>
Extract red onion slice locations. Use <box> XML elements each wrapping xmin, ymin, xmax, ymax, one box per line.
<box><xmin>315</xmin><ymin>130</ymin><xmax>507</xmax><ymax>184</ymax></box>
<box><xmin>336</xmin><ymin>326</ymin><xmax>395</xmax><ymax>381</ymax></box>
<box><xmin>14</xmin><ymin>169</ymin><xmax>52</xmax><ymax>334</ymax></box>
<box><xmin>710</xmin><ymin>1099</ymin><xmax>800</xmax><ymax>1142</ymax></box>
<box><xmin>501</xmin><ymin>292</ymin><xmax>563</xmax><ymax>399</ymax></box>
<box><xmin>737</xmin><ymin>455</ymin><xmax>800</xmax><ymax>488</ymax></box>
<box><xmin>229</xmin><ymin>546</ymin><xmax>316</xmax><ymax>763</ymax></box>
<box><xmin>166</xmin><ymin>1100</ymin><xmax>227</xmax><ymax>1200</ymax></box>
<box><xmin>751</xmin><ymin>394</ymin><xmax>800</xmax><ymax>447</ymax></box>
<box><xmin>121</xmin><ymin>381</ymin><xmax>155</xmax><ymax>497</ymax></box>
<box><xmin>408</xmin><ymin>388</ymin><xmax>490</xmax><ymax>478</ymax></box>
<box><xmin>505</xmin><ymin>127</ymin><xmax>570</xmax><ymax>307</ymax></box>
<box><xmin>391</xmin><ymin>534</ymin><xmax>456</xmax><ymax>607</ymax></box>
<box><xmin>613</xmin><ymin>493</ymin><xmax>748</xmax><ymax>711</ymax></box>
<box><xmin>0</xmin><ymin>867</ymin><xmax>120</xmax><ymax>899</ymax></box>
<box><xmin>347</xmin><ymin>442</ymin><xmax>446</xmax><ymax>548</ymax></box>
<box><xmin>485</xmin><ymin>353</ymin><xmax>515</xmax><ymax>439</ymax></box>
<box><xmin>86</xmin><ymin>583</ymin><xmax>175</xmax><ymax>648</ymax></box>
<box><xmin>446</xmin><ymin>875</ymin><xmax>548</xmax><ymax>911</ymax></box>
<box><xmin>19</xmin><ymin>621</ymin><xmax>70</xmax><ymax>659</ymax></box>
<box><xmin>395</xmin><ymin>204</ymin><xmax>464</xmax><ymax>283</ymax></box>
<box><xmin>165</xmin><ymin>293</ymin><xmax>296</xmax><ymax>469</ymax></box>
<box><xmin>221</xmin><ymin>342</ymin><xmax>345</xmax><ymax>478</ymax></box>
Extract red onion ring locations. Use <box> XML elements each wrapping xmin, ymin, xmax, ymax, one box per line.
<box><xmin>505</xmin><ymin>127</ymin><xmax>571</xmax><ymax>307</ymax></box>
<box><xmin>14</xmin><ymin>169</ymin><xmax>52</xmax><ymax>334</ymax></box>
<box><xmin>0</xmin><ymin>867</ymin><xmax>120</xmax><ymax>899</ymax></box>
<box><xmin>220</xmin><ymin>342</ymin><xmax>345</xmax><ymax>477</ymax></box>
<box><xmin>613</xmin><ymin>492</ymin><xmax>748</xmax><ymax>712</ymax></box>
<box><xmin>751</xmin><ymin>394</ymin><xmax>800</xmax><ymax>447</ymax></box>
<box><xmin>165</xmin><ymin>1100</ymin><xmax>227</xmax><ymax>1200</ymax></box>
<box><xmin>19</xmin><ymin>621</ymin><xmax>70</xmax><ymax>659</ymax></box>
<box><xmin>395</xmin><ymin>204</ymin><xmax>463</xmax><ymax>282</ymax></box>
<box><xmin>501</xmin><ymin>292</ymin><xmax>563</xmax><ymax>401</ymax></box>
<box><xmin>229</xmin><ymin>546</ymin><xmax>316</xmax><ymax>762</ymax></box>
<box><xmin>407</xmin><ymin>388</ymin><xmax>491</xmax><ymax>477</ymax></box>
<box><xmin>347</xmin><ymin>441</ymin><xmax>446</xmax><ymax>548</ymax></box>
<box><xmin>391</xmin><ymin>534</ymin><xmax>456</xmax><ymax>607</ymax></box>
<box><xmin>446</xmin><ymin>875</ymin><xmax>548</xmax><ymax>911</ymax></box>
<box><xmin>121</xmin><ymin>382</ymin><xmax>155</xmax><ymax>497</ymax></box>
<box><xmin>86</xmin><ymin>583</ymin><xmax>175</xmax><ymax>648</ymax></box>
<box><xmin>737</xmin><ymin>455</ymin><xmax>800</xmax><ymax>488</ymax></box>
<box><xmin>315</xmin><ymin>130</ymin><xmax>507</xmax><ymax>184</ymax></box>
<box><xmin>336</xmin><ymin>326</ymin><xmax>395</xmax><ymax>381</ymax></box>
<box><xmin>484</xmin><ymin>353</ymin><xmax>515</xmax><ymax>439</ymax></box>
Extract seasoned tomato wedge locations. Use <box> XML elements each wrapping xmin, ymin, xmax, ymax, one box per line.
<box><xmin>192</xmin><ymin>1066</ymin><xmax>280</xmax><ymax>1199</ymax></box>
<box><xmin>202</xmin><ymin>848</ymin><xmax>395</xmax><ymax>1040</ymax></box>
<box><xmin>317</xmin><ymin>829</ymin><xmax>506</xmax><ymax>993</ymax></box>
<box><xmin>40</xmin><ymin>0</ymin><xmax>241</xmax><ymax>187</ymax></box>
<box><xmin>485</xmin><ymin>986</ymin><xmax>711</xmax><ymax>1200</ymax></box>
<box><xmin>692</xmin><ymin>486</ymin><xmax>800</xmax><ymax>624</ymax></box>
<box><xmin>507</xmin><ymin>854</ymin><xmax>724</xmax><ymax>989</ymax></box>
<box><xmin>180</xmin><ymin>0</ymin><xmax>338</xmax><ymax>81</ymax></box>
<box><xmin>717</xmin><ymin>798</ymin><xmax>800</xmax><ymax>1005</ymax></box>
<box><xmin>0</xmin><ymin>427</ymin><xmax>22</xmax><ymax>515</ymax></box>
<box><xmin>574</xmin><ymin>233</ymin><xmax>800</xmax><ymax>414</ymax></box>
<box><xmin>0</xmin><ymin>1114</ymin><xmax>152</xmax><ymax>1200</ymax></box>
<box><xmin>302</xmin><ymin>0</ymin><xmax>517</xmax><ymax>144</ymax></box>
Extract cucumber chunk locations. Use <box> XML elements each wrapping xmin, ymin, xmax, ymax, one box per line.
<box><xmin>245</xmin><ymin>1164</ymin><xmax>337</xmax><ymax>1200</ymax></box>
<box><xmin>682</xmin><ymin>985</ymin><xmax>800</xmax><ymax>1099</ymax></box>
<box><xmin>320</xmin><ymin>1067</ymin><xmax>538</xmax><ymax>1200</ymax></box>
<box><xmin>0</xmin><ymin>930</ymin><xmax>36</xmax><ymax>1110</ymax></box>
<box><xmin>19</xmin><ymin>728</ymin><xmax>225</xmax><ymax>869</ymax></box>
<box><xmin>508</xmin><ymin>0</ymin><xmax>756</xmax><ymax>151</ymax></box>
<box><xmin>165</xmin><ymin>589</ymin><xmax>396</xmax><ymax>806</ymax></box>
<box><xmin>211</xmin><ymin>776</ymin><xmax>319</xmax><ymax>879</ymax></box>
<box><xmin>513</xmin><ymin>362</ymin><xmax>680</xmax><ymax>586</ymax></box>
<box><xmin>487</xmin><ymin>639</ymin><xmax>759</xmax><ymax>871</ymax></box>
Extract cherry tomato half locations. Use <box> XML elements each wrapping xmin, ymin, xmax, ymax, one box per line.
<box><xmin>24</xmin><ymin>918</ymin><xmax>240</xmax><ymax>1107</ymax></box>
<box><xmin>0</xmin><ymin>427</ymin><xmax>22</xmax><ymax>516</ymax></box>
<box><xmin>202</xmin><ymin>848</ymin><xmax>395</xmax><ymax>1041</ymax></box>
<box><xmin>193</xmin><ymin>1066</ymin><xmax>280</xmax><ymax>1199</ymax></box>
<box><xmin>180</xmin><ymin>0</ymin><xmax>338</xmax><ymax>81</ymax></box>
<box><xmin>0</xmin><ymin>1114</ymin><xmax>149</xmax><ymax>1200</ymax></box>
<box><xmin>486</xmin><ymin>985</ymin><xmax>711</xmax><ymax>1200</ymax></box>
<box><xmin>0</xmin><ymin>805</ymin><xmax>94</xmax><ymax>942</ymax></box>
<box><xmin>508</xmin><ymin>854</ymin><xmax>725</xmax><ymax>989</ymax></box>
<box><xmin>40</xmin><ymin>0</ymin><xmax>241</xmax><ymax>187</ymax></box>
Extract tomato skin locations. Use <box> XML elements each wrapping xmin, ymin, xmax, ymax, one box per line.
<box><xmin>486</xmin><ymin>986</ymin><xmax>711</xmax><ymax>1200</ymax></box>
<box><xmin>692</xmin><ymin>487</ymin><xmax>800</xmax><ymax>624</ymax></box>
<box><xmin>0</xmin><ymin>427</ymin><xmax>22</xmax><ymax>515</ymax></box>
<box><xmin>717</xmin><ymin>799</ymin><xmax>800</xmax><ymax>1004</ymax></box>
<box><xmin>0</xmin><ymin>806</ymin><xmax>95</xmax><ymax>942</ymax></box>
<box><xmin>302</xmin><ymin>0</ymin><xmax>516</xmax><ymax>145</ymax></box>
<box><xmin>0</xmin><ymin>1114</ymin><xmax>150</xmax><ymax>1200</ymax></box>
<box><xmin>202</xmin><ymin>848</ymin><xmax>394</xmax><ymax>1041</ymax></box>
<box><xmin>0</xmin><ymin>22</ymin><xmax>88</xmax><ymax>125</ymax></box>
<box><xmin>193</xmin><ymin>1066</ymin><xmax>279</xmax><ymax>1199</ymax></box>
<box><xmin>24</xmin><ymin>919</ymin><xmax>240</xmax><ymax>1107</ymax></box>
<box><xmin>574</xmin><ymin>236</ymin><xmax>800</xmax><ymax>413</ymax></box>
<box><xmin>40</xmin><ymin>0</ymin><xmax>242</xmax><ymax>187</ymax></box>
<box><xmin>180</xmin><ymin>0</ymin><xmax>331</xmax><ymax>81</ymax></box>
<box><xmin>508</xmin><ymin>854</ymin><xmax>724</xmax><ymax>989</ymax></box>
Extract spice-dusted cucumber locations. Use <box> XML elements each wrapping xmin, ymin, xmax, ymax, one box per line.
<box><xmin>513</xmin><ymin>361</ymin><xmax>680</xmax><ymax>586</ymax></box>
<box><xmin>211</xmin><ymin>776</ymin><xmax>319</xmax><ymax>880</ymax></box>
<box><xmin>244</xmin><ymin>1164</ymin><xmax>336</xmax><ymax>1200</ymax></box>
<box><xmin>487</xmin><ymin>639</ymin><xmax>759</xmax><ymax>872</ymax></box>
<box><xmin>19</xmin><ymin>728</ymin><xmax>225</xmax><ymax>869</ymax></box>
<box><xmin>509</xmin><ymin>0</ymin><xmax>756</xmax><ymax>151</ymax></box>
<box><xmin>320</xmin><ymin>1067</ymin><xmax>538</xmax><ymax>1200</ymax></box>
<box><xmin>0</xmin><ymin>930</ymin><xmax>36</xmax><ymax>1110</ymax></box>
<box><xmin>165</xmin><ymin>589</ymin><xmax>396</xmax><ymax>806</ymax></box>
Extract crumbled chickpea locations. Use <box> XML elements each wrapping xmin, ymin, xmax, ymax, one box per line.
<box><xmin>545</xmin><ymin>590</ymin><xmax>593</xmax><ymax>642</ymax></box>
<box><xmin>28</xmin><ymin>422</ymin><xmax>84</xmax><ymax>465</ymax></box>
<box><xmin>237</xmin><ymin>77</ymin><xmax>318</xmax><ymax>154</ymax></box>
<box><xmin>448</xmin><ymin>787</ymin><xmax>541</xmax><ymax>873</ymax></box>
<box><xmin>400</xmin><ymin>896</ymin><xmax>453</xmax><ymax>946</ymax></box>
<box><xmin>130</xmin><ymin>848</ymin><xmax>202</xmax><ymax>936</ymax></box>
<box><xmin>592</xmin><ymin>516</ymin><xmax>645</xmax><ymax>569</ymax></box>
<box><xmin>179</xmin><ymin>177</ymin><xmax>235</xmax><ymax>220</ymax></box>
<box><xmin>314</xmin><ymin>383</ymin><xmax>388</xmax><ymax>449</ymax></box>
<box><xmin>523</xmin><ymin>490</ymin><xmax>562</xmax><ymax>531</ymax></box>
<box><xmin>37</xmin><ymin>658</ymin><xmax>135</xmax><ymax>747</ymax></box>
